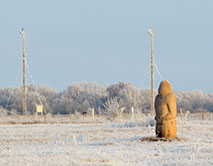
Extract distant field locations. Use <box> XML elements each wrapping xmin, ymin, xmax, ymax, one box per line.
<box><xmin>0</xmin><ymin>112</ymin><xmax>212</xmax><ymax>124</ymax></box>
<box><xmin>0</xmin><ymin>114</ymin><xmax>212</xmax><ymax>165</ymax></box>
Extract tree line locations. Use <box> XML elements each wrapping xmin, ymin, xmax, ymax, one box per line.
<box><xmin>0</xmin><ymin>82</ymin><xmax>212</xmax><ymax>116</ymax></box>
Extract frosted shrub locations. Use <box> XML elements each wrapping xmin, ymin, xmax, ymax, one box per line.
<box><xmin>103</xmin><ymin>97</ymin><xmax>120</xmax><ymax>119</ymax></box>
<box><xmin>0</xmin><ymin>107</ymin><xmax>8</xmax><ymax>116</ymax></box>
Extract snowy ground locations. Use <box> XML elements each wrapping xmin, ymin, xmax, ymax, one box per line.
<box><xmin>0</xmin><ymin>114</ymin><xmax>212</xmax><ymax>166</ymax></box>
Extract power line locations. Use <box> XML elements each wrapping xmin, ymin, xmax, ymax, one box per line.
<box><xmin>154</xmin><ymin>63</ymin><xmax>163</xmax><ymax>80</ymax></box>
<box><xmin>5</xmin><ymin>68</ymin><xmax>21</xmax><ymax>113</ymax></box>
<box><xmin>25</xmin><ymin>59</ymin><xmax>46</xmax><ymax>114</ymax></box>
<box><xmin>140</xmin><ymin>59</ymin><xmax>148</xmax><ymax>89</ymax></box>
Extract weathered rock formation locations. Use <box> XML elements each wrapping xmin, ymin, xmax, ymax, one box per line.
<box><xmin>155</xmin><ymin>80</ymin><xmax>177</xmax><ymax>138</ymax></box>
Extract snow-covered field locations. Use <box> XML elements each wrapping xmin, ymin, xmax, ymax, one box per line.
<box><xmin>0</xmin><ymin>114</ymin><xmax>212</xmax><ymax>166</ymax></box>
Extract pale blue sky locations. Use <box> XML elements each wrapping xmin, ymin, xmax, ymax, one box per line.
<box><xmin>0</xmin><ymin>0</ymin><xmax>213</xmax><ymax>92</ymax></box>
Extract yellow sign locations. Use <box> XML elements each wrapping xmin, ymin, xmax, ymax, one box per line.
<box><xmin>36</xmin><ymin>105</ymin><xmax>43</xmax><ymax>113</ymax></box>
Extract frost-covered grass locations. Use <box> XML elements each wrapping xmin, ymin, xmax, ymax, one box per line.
<box><xmin>0</xmin><ymin>114</ymin><xmax>212</xmax><ymax>166</ymax></box>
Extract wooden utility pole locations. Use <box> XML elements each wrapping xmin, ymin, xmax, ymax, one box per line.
<box><xmin>20</xmin><ymin>28</ymin><xmax>27</xmax><ymax>116</ymax></box>
<box><xmin>148</xmin><ymin>28</ymin><xmax>154</xmax><ymax>116</ymax></box>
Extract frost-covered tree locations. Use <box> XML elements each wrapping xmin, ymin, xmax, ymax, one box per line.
<box><xmin>0</xmin><ymin>82</ymin><xmax>212</xmax><ymax>115</ymax></box>
<box><xmin>55</xmin><ymin>82</ymin><xmax>107</xmax><ymax>114</ymax></box>
<box><xmin>106</xmin><ymin>82</ymin><xmax>144</xmax><ymax>113</ymax></box>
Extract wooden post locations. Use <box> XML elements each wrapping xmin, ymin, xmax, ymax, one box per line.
<box><xmin>91</xmin><ymin>107</ymin><xmax>95</xmax><ymax>120</ymax></box>
<box><xmin>131</xmin><ymin>106</ymin><xmax>134</xmax><ymax>120</ymax></box>
<box><xmin>149</xmin><ymin>28</ymin><xmax>154</xmax><ymax>116</ymax></box>
<box><xmin>120</xmin><ymin>107</ymin><xmax>125</xmax><ymax>118</ymax></box>
<box><xmin>20</xmin><ymin>28</ymin><xmax>27</xmax><ymax>116</ymax></box>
